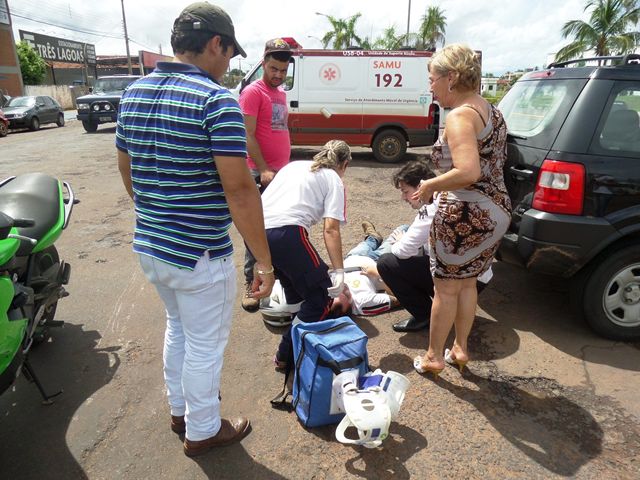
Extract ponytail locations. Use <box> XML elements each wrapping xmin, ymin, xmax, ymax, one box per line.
<box><xmin>310</xmin><ymin>140</ymin><xmax>351</xmax><ymax>172</ymax></box>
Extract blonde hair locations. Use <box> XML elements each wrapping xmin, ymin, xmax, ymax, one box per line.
<box><xmin>429</xmin><ymin>43</ymin><xmax>481</xmax><ymax>92</ymax></box>
<box><xmin>310</xmin><ymin>140</ymin><xmax>352</xmax><ymax>172</ymax></box>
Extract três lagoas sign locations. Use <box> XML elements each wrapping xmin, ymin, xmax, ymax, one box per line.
<box><xmin>19</xmin><ymin>30</ymin><xmax>96</xmax><ymax>65</ymax></box>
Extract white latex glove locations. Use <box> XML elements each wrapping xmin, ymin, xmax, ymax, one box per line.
<box><xmin>328</xmin><ymin>269</ymin><xmax>345</xmax><ymax>298</ymax></box>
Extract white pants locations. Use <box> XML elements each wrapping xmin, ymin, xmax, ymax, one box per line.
<box><xmin>138</xmin><ymin>252</ymin><xmax>237</xmax><ymax>441</ymax></box>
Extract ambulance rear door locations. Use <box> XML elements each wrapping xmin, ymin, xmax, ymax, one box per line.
<box><xmin>363</xmin><ymin>52</ymin><xmax>434</xmax><ymax>147</ymax></box>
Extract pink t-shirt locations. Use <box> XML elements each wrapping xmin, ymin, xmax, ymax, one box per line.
<box><xmin>239</xmin><ymin>79</ymin><xmax>291</xmax><ymax>172</ymax></box>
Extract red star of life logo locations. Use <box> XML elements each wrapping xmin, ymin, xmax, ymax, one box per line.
<box><xmin>319</xmin><ymin>63</ymin><xmax>340</xmax><ymax>84</ymax></box>
<box><xmin>323</xmin><ymin>68</ymin><xmax>336</xmax><ymax>81</ymax></box>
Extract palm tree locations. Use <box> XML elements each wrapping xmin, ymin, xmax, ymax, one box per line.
<box><xmin>395</xmin><ymin>6</ymin><xmax>446</xmax><ymax>50</ymax></box>
<box><xmin>417</xmin><ymin>6</ymin><xmax>447</xmax><ymax>50</ymax></box>
<box><xmin>555</xmin><ymin>0</ymin><xmax>640</xmax><ymax>62</ymax></box>
<box><xmin>319</xmin><ymin>13</ymin><xmax>365</xmax><ymax>49</ymax></box>
<box><xmin>373</xmin><ymin>26</ymin><xmax>404</xmax><ymax>50</ymax></box>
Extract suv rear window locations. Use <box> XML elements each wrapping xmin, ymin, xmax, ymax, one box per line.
<box><xmin>499</xmin><ymin>78</ymin><xmax>585</xmax><ymax>149</ymax></box>
<box><xmin>592</xmin><ymin>85</ymin><xmax>640</xmax><ymax>156</ymax></box>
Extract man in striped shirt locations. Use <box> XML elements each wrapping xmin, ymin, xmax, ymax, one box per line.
<box><xmin>116</xmin><ymin>2</ymin><xmax>273</xmax><ymax>457</ymax></box>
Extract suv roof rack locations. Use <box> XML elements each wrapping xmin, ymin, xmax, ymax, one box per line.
<box><xmin>547</xmin><ymin>54</ymin><xmax>640</xmax><ymax>69</ymax></box>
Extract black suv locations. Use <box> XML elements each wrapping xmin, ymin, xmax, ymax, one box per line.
<box><xmin>76</xmin><ymin>75</ymin><xmax>140</xmax><ymax>132</ymax></box>
<box><xmin>497</xmin><ymin>54</ymin><xmax>640</xmax><ymax>341</ymax></box>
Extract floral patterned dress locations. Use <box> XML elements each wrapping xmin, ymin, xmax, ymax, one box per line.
<box><xmin>429</xmin><ymin>104</ymin><xmax>512</xmax><ymax>279</ymax></box>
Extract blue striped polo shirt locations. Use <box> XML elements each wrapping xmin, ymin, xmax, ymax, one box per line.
<box><xmin>115</xmin><ymin>62</ymin><xmax>246</xmax><ymax>269</ymax></box>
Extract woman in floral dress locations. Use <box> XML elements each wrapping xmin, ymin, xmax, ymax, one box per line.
<box><xmin>412</xmin><ymin>44</ymin><xmax>511</xmax><ymax>376</ymax></box>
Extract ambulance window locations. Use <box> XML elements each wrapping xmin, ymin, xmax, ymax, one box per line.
<box><xmin>248</xmin><ymin>65</ymin><xmax>264</xmax><ymax>85</ymax></box>
<box><xmin>283</xmin><ymin>59</ymin><xmax>295</xmax><ymax>91</ymax></box>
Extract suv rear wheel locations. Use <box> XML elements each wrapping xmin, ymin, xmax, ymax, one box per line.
<box><xmin>372</xmin><ymin>129</ymin><xmax>407</xmax><ymax>163</ymax></box>
<box><xmin>582</xmin><ymin>244</ymin><xmax>640</xmax><ymax>340</ymax></box>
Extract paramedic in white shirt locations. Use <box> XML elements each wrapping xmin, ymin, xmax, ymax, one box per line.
<box><xmin>261</xmin><ymin>140</ymin><xmax>350</xmax><ymax>371</ymax></box>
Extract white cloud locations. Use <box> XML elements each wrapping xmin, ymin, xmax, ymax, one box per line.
<box><xmin>9</xmin><ymin>0</ymin><xmax>591</xmax><ymax>74</ymax></box>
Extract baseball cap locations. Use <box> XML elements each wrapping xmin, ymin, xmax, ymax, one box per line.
<box><xmin>173</xmin><ymin>2</ymin><xmax>246</xmax><ymax>58</ymax></box>
<box><xmin>264</xmin><ymin>38</ymin><xmax>293</xmax><ymax>58</ymax></box>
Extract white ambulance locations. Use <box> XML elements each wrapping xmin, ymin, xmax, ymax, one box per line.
<box><xmin>238</xmin><ymin>42</ymin><xmax>437</xmax><ymax>163</ymax></box>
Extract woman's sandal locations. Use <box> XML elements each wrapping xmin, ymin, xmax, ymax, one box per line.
<box><xmin>444</xmin><ymin>348</ymin><xmax>468</xmax><ymax>373</ymax></box>
<box><xmin>413</xmin><ymin>355</ymin><xmax>444</xmax><ymax>379</ymax></box>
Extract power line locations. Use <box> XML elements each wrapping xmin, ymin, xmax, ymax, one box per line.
<box><xmin>11</xmin><ymin>4</ymin><xmax>159</xmax><ymax>53</ymax></box>
<box><xmin>11</xmin><ymin>12</ymin><xmax>124</xmax><ymax>39</ymax></box>
<box><xmin>15</xmin><ymin>0</ymin><xmax>121</xmax><ymax>33</ymax></box>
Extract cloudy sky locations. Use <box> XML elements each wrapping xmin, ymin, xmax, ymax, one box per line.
<box><xmin>8</xmin><ymin>0</ymin><xmax>590</xmax><ymax>75</ymax></box>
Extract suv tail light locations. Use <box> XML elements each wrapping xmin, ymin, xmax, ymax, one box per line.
<box><xmin>532</xmin><ymin>159</ymin><xmax>585</xmax><ymax>215</ymax></box>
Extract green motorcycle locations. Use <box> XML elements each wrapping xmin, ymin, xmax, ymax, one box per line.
<box><xmin>0</xmin><ymin>173</ymin><xmax>76</xmax><ymax>403</ymax></box>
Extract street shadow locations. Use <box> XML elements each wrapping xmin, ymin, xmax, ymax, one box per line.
<box><xmin>294</xmin><ymin>418</ymin><xmax>426</xmax><ymax>479</ymax></box>
<box><xmin>436</xmin><ymin>370</ymin><xmax>603</xmax><ymax>476</ymax></box>
<box><xmin>351</xmin><ymin>315</ymin><xmax>380</xmax><ymax>339</ymax></box>
<box><xmin>8</xmin><ymin>125</ymin><xmax>60</xmax><ymax>134</ymax></box>
<box><xmin>87</xmin><ymin>126</ymin><xmax>117</xmax><ymax>135</ymax></box>
<box><xmin>0</xmin><ymin>323</ymin><xmax>121</xmax><ymax>479</ymax></box>
<box><xmin>480</xmin><ymin>261</ymin><xmax>640</xmax><ymax>371</ymax></box>
<box><xmin>344</xmin><ymin>423</ymin><xmax>428</xmax><ymax>479</ymax></box>
<box><xmin>374</xmin><ymin>352</ymin><xmax>416</xmax><ymax>376</ymax></box>
<box><xmin>395</xmin><ymin>316</ymin><xmax>521</xmax><ymax>362</ymax></box>
<box><xmin>191</xmin><ymin>444</ymin><xmax>288</xmax><ymax>479</ymax></box>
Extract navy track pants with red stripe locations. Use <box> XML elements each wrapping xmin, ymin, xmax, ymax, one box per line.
<box><xmin>266</xmin><ymin>225</ymin><xmax>333</xmax><ymax>364</ymax></box>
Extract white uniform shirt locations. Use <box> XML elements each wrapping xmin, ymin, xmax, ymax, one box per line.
<box><xmin>391</xmin><ymin>203</ymin><xmax>434</xmax><ymax>259</ymax></box>
<box><xmin>343</xmin><ymin>255</ymin><xmax>392</xmax><ymax>316</ymax></box>
<box><xmin>262</xmin><ymin>161</ymin><xmax>346</xmax><ymax>231</ymax></box>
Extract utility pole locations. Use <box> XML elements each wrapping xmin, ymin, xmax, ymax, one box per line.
<box><xmin>120</xmin><ymin>0</ymin><xmax>132</xmax><ymax>74</ymax></box>
<box><xmin>406</xmin><ymin>0</ymin><xmax>411</xmax><ymax>46</ymax></box>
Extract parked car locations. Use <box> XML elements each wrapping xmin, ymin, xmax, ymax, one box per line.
<box><xmin>497</xmin><ymin>54</ymin><xmax>640</xmax><ymax>340</ymax></box>
<box><xmin>76</xmin><ymin>75</ymin><xmax>141</xmax><ymax>133</ymax></box>
<box><xmin>0</xmin><ymin>108</ymin><xmax>8</xmax><ymax>137</ymax></box>
<box><xmin>3</xmin><ymin>95</ymin><xmax>65</xmax><ymax>131</ymax></box>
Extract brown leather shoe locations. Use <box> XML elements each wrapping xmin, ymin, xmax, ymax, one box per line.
<box><xmin>171</xmin><ymin>415</ymin><xmax>185</xmax><ymax>434</ymax></box>
<box><xmin>361</xmin><ymin>220</ymin><xmax>383</xmax><ymax>243</ymax></box>
<box><xmin>183</xmin><ymin>417</ymin><xmax>251</xmax><ymax>457</ymax></box>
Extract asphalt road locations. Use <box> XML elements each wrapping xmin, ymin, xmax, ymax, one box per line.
<box><xmin>0</xmin><ymin>119</ymin><xmax>639</xmax><ymax>479</ymax></box>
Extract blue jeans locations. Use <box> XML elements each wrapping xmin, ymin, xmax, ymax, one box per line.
<box><xmin>346</xmin><ymin>225</ymin><xmax>409</xmax><ymax>261</ymax></box>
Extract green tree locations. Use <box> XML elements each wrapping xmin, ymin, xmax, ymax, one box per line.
<box><xmin>319</xmin><ymin>13</ymin><xmax>365</xmax><ymax>49</ymax></box>
<box><xmin>418</xmin><ymin>6</ymin><xmax>447</xmax><ymax>50</ymax></box>
<box><xmin>397</xmin><ymin>5</ymin><xmax>447</xmax><ymax>50</ymax></box>
<box><xmin>373</xmin><ymin>26</ymin><xmax>404</xmax><ymax>50</ymax></box>
<box><xmin>555</xmin><ymin>0</ymin><xmax>640</xmax><ymax>62</ymax></box>
<box><xmin>16</xmin><ymin>41</ymin><xmax>47</xmax><ymax>85</ymax></box>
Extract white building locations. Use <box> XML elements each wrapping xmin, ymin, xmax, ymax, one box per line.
<box><xmin>481</xmin><ymin>77</ymin><xmax>498</xmax><ymax>95</ymax></box>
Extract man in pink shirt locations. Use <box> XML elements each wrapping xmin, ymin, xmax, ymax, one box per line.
<box><xmin>239</xmin><ymin>38</ymin><xmax>292</xmax><ymax>311</ymax></box>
